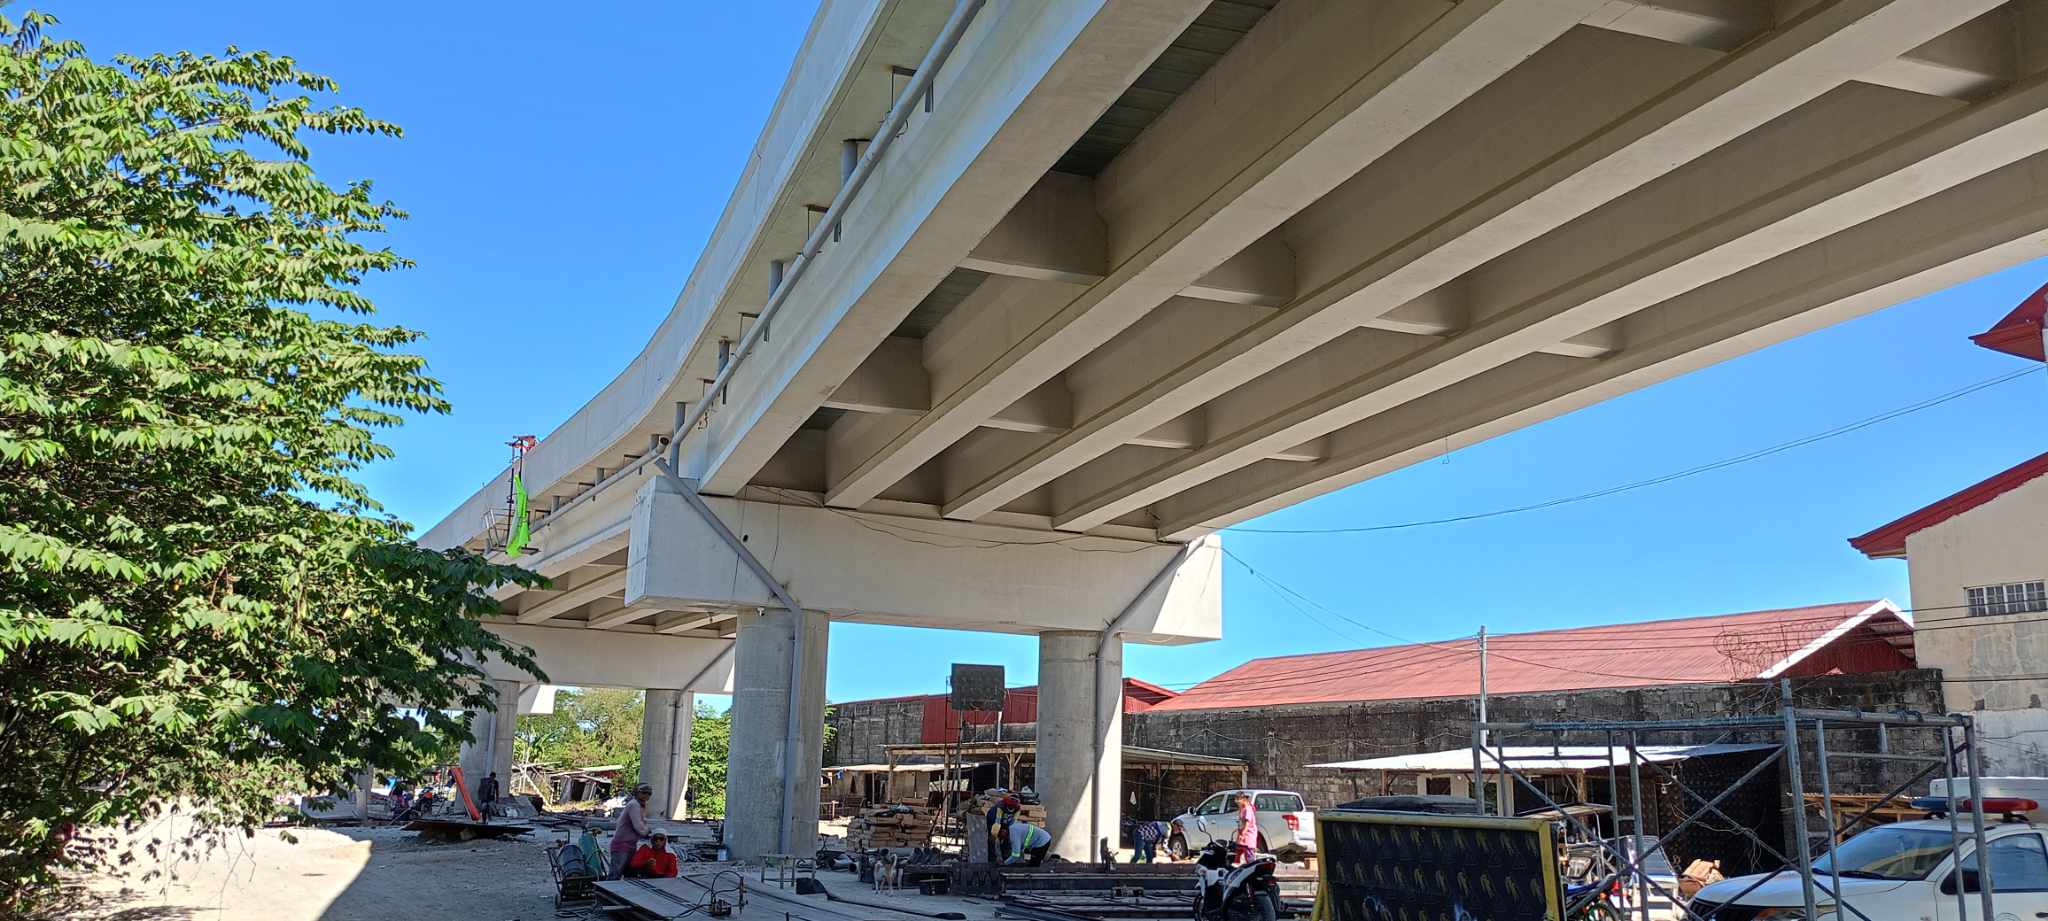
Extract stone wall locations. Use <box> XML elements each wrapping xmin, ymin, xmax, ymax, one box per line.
<box><xmin>1124</xmin><ymin>670</ymin><xmax>1950</xmax><ymax>810</ymax></box>
<box><xmin>827</xmin><ymin>697</ymin><xmax>926</xmax><ymax>766</ymax></box>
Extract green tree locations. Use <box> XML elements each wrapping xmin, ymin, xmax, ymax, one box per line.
<box><xmin>516</xmin><ymin>688</ymin><xmax>645</xmax><ymax>797</ymax></box>
<box><xmin>689</xmin><ymin>703</ymin><xmax>731</xmax><ymax>818</ymax></box>
<box><xmin>0</xmin><ymin>13</ymin><xmax>541</xmax><ymax>912</ymax></box>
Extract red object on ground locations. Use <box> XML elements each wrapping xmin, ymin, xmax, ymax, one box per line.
<box><xmin>449</xmin><ymin>765</ymin><xmax>483</xmax><ymax>822</ymax></box>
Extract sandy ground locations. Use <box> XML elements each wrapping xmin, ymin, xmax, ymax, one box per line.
<box><xmin>63</xmin><ymin>822</ymin><xmax>562</xmax><ymax>921</ymax></box>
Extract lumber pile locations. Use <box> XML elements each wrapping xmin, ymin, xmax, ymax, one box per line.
<box><xmin>847</xmin><ymin>803</ymin><xmax>939</xmax><ymax>849</ymax></box>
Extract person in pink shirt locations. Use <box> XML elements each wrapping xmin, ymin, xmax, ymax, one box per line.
<box><xmin>1232</xmin><ymin>793</ymin><xmax>1259</xmax><ymax>860</ymax></box>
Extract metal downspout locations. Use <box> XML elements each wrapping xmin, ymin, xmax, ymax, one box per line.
<box><xmin>655</xmin><ymin>460</ymin><xmax>806</xmax><ymax>854</ymax></box>
<box><xmin>1091</xmin><ymin>540</ymin><xmax>1200</xmax><ymax>858</ymax></box>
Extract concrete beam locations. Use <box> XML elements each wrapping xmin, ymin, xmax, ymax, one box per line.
<box><xmin>950</xmin><ymin>0</ymin><xmax>2005</xmax><ymax>528</ymax></box>
<box><xmin>585</xmin><ymin>597</ymin><xmax>667</xmax><ymax>630</ymax></box>
<box><xmin>515</xmin><ymin>570</ymin><xmax>627</xmax><ymax>625</ymax></box>
<box><xmin>818</xmin><ymin>0</ymin><xmax>1613</xmax><ymax>512</ymax></box>
<box><xmin>479</xmin><ymin>621</ymin><xmax>737</xmax><ymax>692</ymax></box>
<box><xmin>1154</xmin><ymin>147</ymin><xmax>2048</xmax><ymax>538</ymax></box>
<box><xmin>1585</xmin><ymin>0</ymin><xmax>1773</xmax><ymax>51</ymax></box>
<box><xmin>628</xmin><ymin>478</ymin><xmax>1223</xmax><ymax>643</ymax></box>
<box><xmin>1054</xmin><ymin>70</ymin><xmax>2048</xmax><ymax>531</ymax></box>
<box><xmin>690</xmin><ymin>0</ymin><xmax>1212</xmax><ymax>497</ymax></box>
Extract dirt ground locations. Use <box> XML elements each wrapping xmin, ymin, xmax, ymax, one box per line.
<box><xmin>63</xmin><ymin>822</ymin><xmax>562</xmax><ymax>921</ymax></box>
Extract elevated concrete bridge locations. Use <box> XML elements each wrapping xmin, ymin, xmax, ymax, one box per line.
<box><xmin>422</xmin><ymin>0</ymin><xmax>2048</xmax><ymax>860</ymax></box>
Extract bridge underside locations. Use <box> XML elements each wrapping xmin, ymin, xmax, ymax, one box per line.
<box><xmin>426</xmin><ymin>0</ymin><xmax>2048</xmax><ymax>862</ymax></box>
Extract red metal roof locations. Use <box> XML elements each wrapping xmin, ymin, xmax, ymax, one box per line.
<box><xmin>1148</xmin><ymin>601</ymin><xmax>1912</xmax><ymax>712</ymax></box>
<box><xmin>1848</xmin><ymin>450</ymin><xmax>2048</xmax><ymax>559</ymax></box>
<box><xmin>1969</xmin><ymin>280</ymin><xmax>2048</xmax><ymax>362</ymax></box>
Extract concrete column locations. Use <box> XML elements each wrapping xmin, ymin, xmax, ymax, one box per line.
<box><xmin>354</xmin><ymin>768</ymin><xmax>374</xmax><ymax>822</ymax></box>
<box><xmin>1037</xmin><ymin>630</ymin><xmax>1122</xmax><ymax>861</ymax></box>
<box><xmin>724</xmin><ymin>607</ymin><xmax>829</xmax><ymax>860</ymax></box>
<box><xmin>459</xmin><ymin>678</ymin><xmax>521</xmax><ymax>797</ymax></box>
<box><xmin>641</xmin><ymin>689</ymin><xmax>695</xmax><ymax>820</ymax></box>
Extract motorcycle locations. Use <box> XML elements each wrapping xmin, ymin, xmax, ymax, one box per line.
<box><xmin>1562</xmin><ymin>879</ymin><xmax>1624</xmax><ymax>921</ymax></box>
<box><xmin>395</xmin><ymin>789</ymin><xmax>440</xmax><ymax>822</ymax></box>
<box><xmin>1192</xmin><ymin>840</ymin><xmax>1282</xmax><ymax>921</ymax></box>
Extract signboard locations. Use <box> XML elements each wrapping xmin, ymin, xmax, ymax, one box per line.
<box><xmin>1313</xmin><ymin>810</ymin><xmax>1562</xmax><ymax>921</ymax></box>
<box><xmin>949</xmin><ymin>663</ymin><xmax>1005</xmax><ymax>712</ymax></box>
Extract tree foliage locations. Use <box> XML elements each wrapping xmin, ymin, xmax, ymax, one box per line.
<box><xmin>517</xmin><ymin>688</ymin><xmax>646</xmax><ymax>795</ymax></box>
<box><xmin>0</xmin><ymin>12</ymin><xmax>541</xmax><ymax>912</ymax></box>
<box><xmin>689</xmin><ymin>703</ymin><xmax>731</xmax><ymax>818</ymax></box>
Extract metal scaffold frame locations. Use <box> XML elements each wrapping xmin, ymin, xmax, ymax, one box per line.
<box><xmin>1472</xmin><ymin>680</ymin><xmax>1994</xmax><ymax>921</ymax></box>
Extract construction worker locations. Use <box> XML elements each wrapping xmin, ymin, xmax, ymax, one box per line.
<box><xmin>987</xmin><ymin>795</ymin><xmax>1022</xmax><ymax>865</ymax></box>
<box><xmin>999</xmin><ymin>813</ymin><xmax>1053</xmax><ymax>867</ymax></box>
<box><xmin>625</xmin><ymin>832</ymin><xmax>679</xmax><ymax>878</ymax></box>
<box><xmin>476</xmin><ymin>771</ymin><xmax>500</xmax><ymax>819</ymax></box>
<box><xmin>607</xmin><ymin>783</ymin><xmax>653</xmax><ymax>880</ymax></box>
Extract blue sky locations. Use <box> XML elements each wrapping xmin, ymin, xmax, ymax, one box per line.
<box><xmin>62</xmin><ymin>2</ymin><xmax>2048</xmax><ymax>704</ymax></box>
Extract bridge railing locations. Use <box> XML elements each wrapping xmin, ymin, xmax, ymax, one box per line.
<box><xmin>488</xmin><ymin>0</ymin><xmax>990</xmax><ymax>555</ymax></box>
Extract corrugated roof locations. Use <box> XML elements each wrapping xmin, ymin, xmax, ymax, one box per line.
<box><xmin>1849</xmin><ymin>450</ymin><xmax>2048</xmax><ymax>559</ymax></box>
<box><xmin>1149</xmin><ymin>601</ymin><xmax>1912</xmax><ymax>712</ymax></box>
<box><xmin>1969</xmin><ymin>279</ymin><xmax>2048</xmax><ymax>362</ymax></box>
<box><xmin>1309</xmin><ymin>743</ymin><xmax>1776</xmax><ymax>773</ymax></box>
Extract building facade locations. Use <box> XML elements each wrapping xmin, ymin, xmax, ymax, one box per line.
<box><xmin>1850</xmin><ymin>284</ymin><xmax>2048</xmax><ymax>775</ymax></box>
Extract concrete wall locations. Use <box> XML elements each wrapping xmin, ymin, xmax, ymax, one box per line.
<box><xmin>1903</xmin><ymin>473</ymin><xmax>2048</xmax><ymax>772</ymax></box>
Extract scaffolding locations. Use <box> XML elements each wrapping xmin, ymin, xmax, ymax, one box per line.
<box><xmin>1471</xmin><ymin>679</ymin><xmax>1994</xmax><ymax>921</ymax></box>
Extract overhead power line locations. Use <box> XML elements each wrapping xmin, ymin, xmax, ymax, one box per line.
<box><xmin>1228</xmin><ymin>365</ymin><xmax>2043</xmax><ymax>535</ymax></box>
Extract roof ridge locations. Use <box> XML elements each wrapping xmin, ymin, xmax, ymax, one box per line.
<box><xmin>1188</xmin><ymin>599</ymin><xmax>1880</xmax><ymax>679</ymax></box>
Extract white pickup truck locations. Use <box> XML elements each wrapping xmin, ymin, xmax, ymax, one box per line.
<box><xmin>1166</xmin><ymin>789</ymin><xmax>1317</xmax><ymax>859</ymax></box>
<box><xmin>1693</xmin><ymin>794</ymin><xmax>2047</xmax><ymax>921</ymax></box>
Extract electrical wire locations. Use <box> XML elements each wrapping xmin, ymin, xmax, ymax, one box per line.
<box><xmin>1226</xmin><ymin>365</ymin><xmax>2043</xmax><ymax>535</ymax></box>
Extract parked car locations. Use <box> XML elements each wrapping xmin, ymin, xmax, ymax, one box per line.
<box><xmin>1693</xmin><ymin>796</ymin><xmax>2047</xmax><ymax>921</ymax></box>
<box><xmin>1168</xmin><ymin>789</ymin><xmax>1316</xmax><ymax>859</ymax></box>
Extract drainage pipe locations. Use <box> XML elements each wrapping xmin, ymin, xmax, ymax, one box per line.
<box><xmin>1090</xmin><ymin>540</ymin><xmax>1199</xmax><ymax>858</ymax></box>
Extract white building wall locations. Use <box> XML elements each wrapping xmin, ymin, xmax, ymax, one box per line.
<box><xmin>1902</xmin><ymin>473</ymin><xmax>2048</xmax><ymax>773</ymax></box>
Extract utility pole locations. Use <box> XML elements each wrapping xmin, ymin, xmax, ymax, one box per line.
<box><xmin>1478</xmin><ymin>626</ymin><xmax>1491</xmax><ymax>813</ymax></box>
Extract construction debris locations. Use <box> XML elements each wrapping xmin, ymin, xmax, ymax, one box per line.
<box><xmin>401</xmin><ymin>817</ymin><xmax>533</xmax><ymax>842</ymax></box>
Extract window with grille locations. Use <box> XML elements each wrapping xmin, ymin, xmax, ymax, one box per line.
<box><xmin>1967</xmin><ymin>580</ymin><xmax>2048</xmax><ymax>617</ymax></box>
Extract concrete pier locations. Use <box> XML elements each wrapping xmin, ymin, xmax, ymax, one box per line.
<box><xmin>1036</xmin><ymin>631</ymin><xmax>1122</xmax><ymax>861</ymax></box>
<box><xmin>458</xmin><ymin>678</ymin><xmax>520</xmax><ymax>798</ymax></box>
<box><xmin>724</xmin><ymin>607</ymin><xmax>829</xmax><ymax>860</ymax></box>
<box><xmin>641</xmin><ymin>688</ymin><xmax>695</xmax><ymax>820</ymax></box>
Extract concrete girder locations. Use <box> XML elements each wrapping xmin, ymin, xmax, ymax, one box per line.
<box><xmin>821</xmin><ymin>323</ymin><xmax>1324</xmax><ymax>486</ymax></box>
<box><xmin>943</xmin><ymin>0</ymin><xmax>2006</xmax><ymax>530</ymax></box>
<box><xmin>515</xmin><ymin>570</ymin><xmax>627</xmax><ymax>625</ymax></box>
<box><xmin>961</xmin><ymin>152</ymin><xmax>1626</xmax><ymax>359</ymax></box>
<box><xmin>817</xmin><ymin>0</ymin><xmax>1615</xmax><ymax>512</ymax></box>
<box><xmin>689</xmin><ymin>0</ymin><xmax>1212</xmax><ymax>497</ymax></box>
<box><xmin>1052</xmin><ymin>68</ymin><xmax>2048</xmax><ymax>532</ymax></box>
<box><xmin>1153</xmin><ymin>147</ymin><xmax>2048</xmax><ymax>538</ymax></box>
<box><xmin>477</xmin><ymin>622</ymin><xmax>737</xmax><ymax>692</ymax></box>
<box><xmin>1584</xmin><ymin>0</ymin><xmax>1774</xmax><ymax>51</ymax></box>
<box><xmin>1590</xmin><ymin>0</ymin><xmax>2027</xmax><ymax>101</ymax></box>
<box><xmin>626</xmin><ymin>478</ymin><xmax>1223</xmax><ymax>643</ymax></box>
<box><xmin>584</xmin><ymin>597</ymin><xmax>668</xmax><ymax>630</ymax></box>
